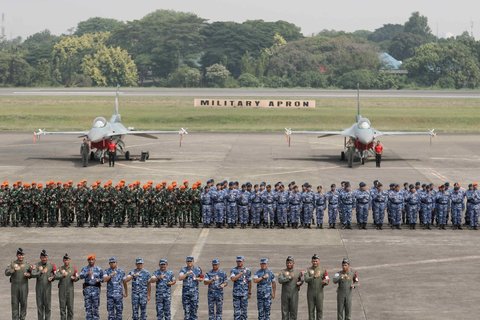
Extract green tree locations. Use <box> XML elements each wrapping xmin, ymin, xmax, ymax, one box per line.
<box><xmin>238</xmin><ymin>73</ymin><xmax>261</xmax><ymax>87</ymax></box>
<box><xmin>404</xmin><ymin>12</ymin><xmax>432</xmax><ymax>38</ymax></box>
<box><xmin>0</xmin><ymin>52</ymin><xmax>33</xmax><ymax>86</ymax></box>
<box><xmin>205</xmin><ymin>63</ymin><xmax>230</xmax><ymax>87</ymax></box>
<box><xmin>167</xmin><ymin>66</ymin><xmax>201</xmax><ymax>87</ymax></box>
<box><xmin>75</xmin><ymin>17</ymin><xmax>124</xmax><ymax>36</ymax></box>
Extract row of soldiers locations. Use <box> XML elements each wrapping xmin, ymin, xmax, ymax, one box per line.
<box><xmin>6</xmin><ymin>248</ymin><xmax>358</xmax><ymax>320</ymax></box>
<box><xmin>1</xmin><ymin>178</ymin><xmax>479</xmax><ymax>230</ymax></box>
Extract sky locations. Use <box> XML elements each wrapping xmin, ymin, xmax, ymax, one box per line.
<box><xmin>1</xmin><ymin>0</ymin><xmax>478</xmax><ymax>40</ymax></box>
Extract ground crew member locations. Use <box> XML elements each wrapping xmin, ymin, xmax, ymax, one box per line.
<box><xmin>108</xmin><ymin>140</ymin><xmax>116</xmax><ymax>167</ymax></box>
<box><xmin>262</xmin><ymin>184</ymin><xmax>275</xmax><ymax>229</ymax></box>
<box><xmin>179</xmin><ymin>256</ymin><xmax>203</xmax><ymax>320</ymax></box>
<box><xmin>230</xmin><ymin>256</ymin><xmax>252</xmax><ymax>320</ymax></box>
<box><xmin>374</xmin><ymin>140</ymin><xmax>383</xmax><ymax>168</ymax></box>
<box><xmin>81</xmin><ymin>138</ymin><xmax>90</xmax><ymax>167</ymax></box>
<box><xmin>450</xmin><ymin>185</ymin><xmax>465</xmax><ymax>230</ymax></box>
<box><xmin>226</xmin><ymin>182</ymin><xmax>239</xmax><ymax>228</ymax></box>
<box><xmin>301</xmin><ymin>185</ymin><xmax>315</xmax><ymax>228</ymax></box>
<box><xmin>314</xmin><ymin>186</ymin><xmax>326</xmax><ymax>229</ymax></box>
<box><xmin>238</xmin><ymin>184</ymin><xmax>250</xmax><ymax>228</ymax></box>
<box><xmin>201</xmin><ymin>185</ymin><xmax>213</xmax><ymax>227</ymax></box>
<box><xmin>339</xmin><ymin>183</ymin><xmax>355</xmax><ymax>229</ymax></box>
<box><xmin>370</xmin><ymin>182</ymin><xmax>388</xmax><ymax>229</ymax></box>
<box><xmin>213</xmin><ymin>183</ymin><xmax>226</xmax><ymax>228</ymax></box>
<box><xmin>389</xmin><ymin>184</ymin><xmax>404</xmax><ymax>229</ymax></box>
<box><xmin>420</xmin><ymin>185</ymin><xmax>435</xmax><ymax>230</ymax></box>
<box><xmin>405</xmin><ymin>185</ymin><xmax>420</xmax><ymax>229</ymax></box>
<box><xmin>79</xmin><ymin>254</ymin><xmax>104</xmax><ymax>320</ymax></box>
<box><xmin>31</xmin><ymin>249</ymin><xmax>56</xmax><ymax>320</ymax></box>
<box><xmin>354</xmin><ymin>182</ymin><xmax>370</xmax><ymax>229</ymax></box>
<box><xmin>54</xmin><ymin>253</ymin><xmax>78</xmax><ymax>320</ymax></box>
<box><xmin>5</xmin><ymin>248</ymin><xmax>31</xmax><ymax>320</ymax></box>
<box><xmin>151</xmin><ymin>258</ymin><xmax>176</xmax><ymax>320</ymax></box>
<box><xmin>278</xmin><ymin>256</ymin><xmax>303</xmax><ymax>320</ymax></box>
<box><xmin>304</xmin><ymin>254</ymin><xmax>329</xmax><ymax>320</ymax></box>
<box><xmin>204</xmin><ymin>258</ymin><xmax>228</xmax><ymax>320</ymax></box>
<box><xmin>333</xmin><ymin>258</ymin><xmax>358</xmax><ymax>320</ymax></box>
<box><xmin>254</xmin><ymin>258</ymin><xmax>276</xmax><ymax>320</ymax></box>
<box><xmin>125</xmin><ymin>257</ymin><xmax>151</xmax><ymax>320</ymax></box>
<box><xmin>326</xmin><ymin>184</ymin><xmax>339</xmax><ymax>229</ymax></box>
<box><xmin>103</xmin><ymin>257</ymin><xmax>127</xmax><ymax>320</ymax></box>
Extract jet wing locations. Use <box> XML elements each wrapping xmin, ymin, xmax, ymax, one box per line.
<box><xmin>123</xmin><ymin>128</ymin><xmax>188</xmax><ymax>138</ymax></box>
<box><xmin>34</xmin><ymin>129</ymin><xmax>89</xmax><ymax>138</ymax></box>
<box><xmin>285</xmin><ymin>128</ymin><xmax>355</xmax><ymax>138</ymax></box>
<box><xmin>374</xmin><ymin>129</ymin><xmax>435</xmax><ymax>138</ymax></box>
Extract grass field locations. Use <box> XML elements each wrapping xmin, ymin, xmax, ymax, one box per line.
<box><xmin>1</xmin><ymin>95</ymin><xmax>479</xmax><ymax>133</ymax></box>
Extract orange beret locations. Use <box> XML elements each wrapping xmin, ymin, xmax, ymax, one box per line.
<box><xmin>180</xmin><ymin>185</ymin><xmax>186</xmax><ymax>190</ymax></box>
<box><xmin>87</xmin><ymin>254</ymin><xmax>96</xmax><ymax>261</ymax></box>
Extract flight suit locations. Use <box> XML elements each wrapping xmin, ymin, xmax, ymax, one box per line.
<box><xmin>31</xmin><ymin>261</ymin><xmax>56</xmax><ymax>320</ymax></box>
<box><xmin>5</xmin><ymin>259</ymin><xmax>31</xmax><ymax>320</ymax></box>
<box><xmin>333</xmin><ymin>270</ymin><xmax>358</xmax><ymax>320</ymax></box>
<box><xmin>54</xmin><ymin>264</ymin><xmax>78</xmax><ymax>320</ymax></box>
<box><xmin>304</xmin><ymin>265</ymin><xmax>328</xmax><ymax>320</ymax></box>
<box><xmin>278</xmin><ymin>268</ymin><xmax>302</xmax><ymax>320</ymax></box>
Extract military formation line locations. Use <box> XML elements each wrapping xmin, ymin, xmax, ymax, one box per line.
<box><xmin>7</xmin><ymin>248</ymin><xmax>358</xmax><ymax>320</ymax></box>
<box><xmin>1</xmin><ymin>179</ymin><xmax>479</xmax><ymax>230</ymax></box>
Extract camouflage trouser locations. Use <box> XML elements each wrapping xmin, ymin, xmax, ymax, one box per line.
<box><xmin>257</xmin><ymin>296</ymin><xmax>272</xmax><ymax>320</ymax></box>
<box><xmin>114</xmin><ymin>206</ymin><xmax>124</xmax><ymax>227</ymax></box>
<box><xmin>451</xmin><ymin>204</ymin><xmax>463</xmax><ymax>226</ymax></box>
<box><xmin>178</xmin><ymin>206</ymin><xmax>188</xmax><ymax>227</ymax></box>
<box><xmin>226</xmin><ymin>204</ymin><xmax>238</xmax><ymax>224</ymax></box>
<box><xmin>407</xmin><ymin>204</ymin><xmax>419</xmax><ymax>224</ymax></box>
<box><xmin>127</xmin><ymin>206</ymin><xmax>136</xmax><ymax>227</ymax></box>
<box><xmin>192</xmin><ymin>205</ymin><xmax>201</xmax><ymax>227</ymax></box>
<box><xmin>132</xmin><ymin>294</ymin><xmax>148</xmax><ymax>320</ymax></box>
<box><xmin>263</xmin><ymin>205</ymin><xmax>274</xmax><ymax>225</ymax></box>
<box><xmin>315</xmin><ymin>205</ymin><xmax>325</xmax><ymax>225</ymax></box>
<box><xmin>60</xmin><ymin>205</ymin><xmax>70</xmax><ymax>226</ymax></box>
<box><xmin>208</xmin><ymin>293</ymin><xmax>223</xmax><ymax>320</ymax></box>
<box><xmin>156</xmin><ymin>294</ymin><xmax>171</xmax><ymax>320</ymax></box>
<box><xmin>436</xmin><ymin>204</ymin><xmax>448</xmax><ymax>225</ymax></box>
<box><xmin>356</xmin><ymin>204</ymin><xmax>369</xmax><ymax>224</ymax></box>
<box><xmin>233</xmin><ymin>296</ymin><xmax>248</xmax><ymax>320</ymax></box>
<box><xmin>76</xmin><ymin>206</ymin><xmax>86</xmax><ymax>227</ymax></box>
<box><xmin>202</xmin><ymin>205</ymin><xmax>213</xmax><ymax>225</ymax></box>
<box><xmin>277</xmin><ymin>205</ymin><xmax>288</xmax><ymax>224</ymax></box>
<box><xmin>302</xmin><ymin>203</ymin><xmax>314</xmax><ymax>225</ymax></box>
<box><xmin>372</xmin><ymin>203</ymin><xmax>386</xmax><ymax>225</ymax></box>
<box><xmin>0</xmin><ymin>205</ymin><xmax>8</xmax><ymax>226</ymax></box>
<box><xmin>238</xmin><ymin>206</ymin><xmax>249</xmax><ymax>224</ymax></box>
<box><xmin>182</xmin><ymin>291</ymin><xmax>199</xmax><ymax>320</ymax></box>
<box><xmin>251</xmin><ymin>204</ymin><xmax>262</xmax><ymax>225</ymax></box>
<box><xmin>421</xmin><ymin>204</ymin><xmax>433</xmax><ymax>226</ymax></box>
<box><xmin>214</xmin><ymin>203</ymin><xmax>225</xmax><ymax>224</ymax></box>
<box><xmin>289</xmin><ymin>205</ymin><xmax>300</xmax><ymax>224</ymax></box>
<box><xmin>48</xmin><ymin>206</ymin><xmax>57</xmax><ymax>226</ymax></box>
<box><xmin>107</xmin><ymin>296</ymin><xmax>123</xmax><ymax>320</ymax></box>
<box><xmin>328</xmin><ymin>205</ymin><xmax>338</xmax><ymax>224</ymax></box>
<box><xmin>83</xmin><ymin>286</ymin><xmax>100</xmax><ymax>320</ymax></box>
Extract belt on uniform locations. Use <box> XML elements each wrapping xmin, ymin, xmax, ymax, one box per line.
<box><xmin>358</xmin><ymin>201</ymin><xmax>368</xmax><ymax>204</ymax></box>
<box><xmin>374</xmin><ymin>200</ymin><xmax>385</xmax><ymax>203</ymax></box>
<box><xmin>83</xmin><ymin>283</ymin><xmax>101</xmax><ymax>289</ymax></box>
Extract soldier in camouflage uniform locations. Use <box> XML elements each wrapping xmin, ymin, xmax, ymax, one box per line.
<box><xmin>125</xmin><ymin>257</ymin><xmax>151</xmax><ymax>320</ymax></box>
<box><xmin>31</xmin><ymin>249</ymin><xmax>56</xmax><ymax>320</ymax></box>
<box><xmin>151</xmin><ymin>258</ymin><xmax>176</xmax><ymax>320</ymax></box>
<box><xmin>204</xmin><ymin>258</ymin><xmax>228</xmax><ymax>320</ymax></box>
<box><xmin>59</xmin><ymin>183</ymin><xmax>71</xmax><ymax>227</ymax></box>
<box><xmin>179</xmin><ymin>256</ymin><xmax>203</xmax><ymax>320</ymax></box>
<box><xmin>5</xmin><ymin>248</ymin><xmax>32</xmax><ymax>320</ymax></box>
<box><xmin>10</xmin><ymin>182</ymin><xmax>22</xmax><ymax>227</ymax></box>
<box><xmin>152</xmin><ymin>184</ymin><xmax>164</xmax><ymax>227</ymax></box>
<box><xmin>112</xmin><ymin>184</ymin><xmax>125</xmax><ymax>227</ymax></box>
<box><xmin>178</xmin><ymin>185</ymin><xmax>189</xmax><ymax>228</ymax></box>
<box><xmin>79</xmin><ymin>254</ymin><xmax>104</xmax><ymax>320</ymax></box>
<box><xmin>0</xmin><ymin>181</ymin><xmax>10</xmax><ymax>226</ymax></box>
<box><xmin>304</xmin><ymin>254</ymin><xmax>329</xmax><ymax>320</ymax></box>
<box><xmin>89</xmin><ymin>184</ymin><xmax>100</xmax><ymax>227</ymax></box>
<box><xmin>254</xmin><ymin>258</ymin><xmax>276</xmax><ymax>320</ymax></box>
<box><xmin>103</xmin><ymin>257</ymin><xmax>127</xmax><ymax>320</ymax></box>
<box><xmin>21</xmin><ymin>183</ymin><xmax>33</xmax><ymax>227</ymax></box>
<box><xmin>126</xmin><ymin>184</ymin><xmax>137</xmax><ymax>227</ymax></box>
<box><xmin>230</xmin><ymin>256</ymin><xmax>252</xmax><ymax>320</ymax></box>
<box><xmin>191</xmin><ymin>182</ymin><xmax>202</xmax><ymax>228</ymax></box>
<box><xmin>75</xmin><ymin>183</ymin><xmax>88</xmax><ymax>227</ymax></box>
<box><xmin>45</xmin><ymin>182</ymin><xmax>58</xmax><ymax>227</ymax></box>
<box><xmin>165</xmin><ymin>185</ymin><xmax>178</xmax><ymax>227</ymax></box>
<box><xmin>54</xmin><ymin>253</ymin><xmax>79</xmax><ymax>320</ymax></box>
<box><xmin>102</xmin><ymin>182</ymin><xmax>113</xmax><ymax>227</ymax></box>
<box><xmin>333</xmin><ymin>259</ymin><xmax>359</xmax><ymax>320</ymax></box>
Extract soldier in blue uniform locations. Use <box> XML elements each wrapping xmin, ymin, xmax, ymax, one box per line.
<box><xmin>226</xmin><ymin>182</ymin><xmax>239</xmax><ymax>228</ymax></box>
<box><xmin>250</xmin><ymin>184</ymin><xmax>263</xmax><ymax>228</ymax></box>
<box><xmin>213</xmin><ymin>183</ymin><xmax>226</xmax><ymax>228</ymax></box>
<box><xmin>79</xmin><ymin>254</ymin><xmax>104</xmax><ymax>320</ymax></box>
<box><xmin>151</xmin><ymin>258</ymin><xmax>176</xmax><ymax>320</ymax></box>
<box><xmin>230</xmin><ymin>256</ymin><xmax>252</xmax><ymax>320</ymax></box>
<box><xmin>314</xmin><ymin>186</ymin><xmax>326</xmax><ymax>229</ymax></box>
<box><xmin>103</xmin><ymin>257</ymin><xmax>127</xmax><ymax>320</ymax></box>
<box><xmin>179</xmin><ymin>256</ymin><xmax>203</xmax><ymax>320</ymax></box>
<box><xmin>469</xmin><ymin>183</ymin><xmax>480</xmax><ymax>230</ymax></box>
<box><xmin>450</xmin><ymin>184</ymin><xmax>465</xmax><ymax>230</ymax></box>
<box><xmin>465</xmin><ymin>184</ymin><xmax>474</xmax><ymax>226</ymax></box>
<box><xmin>254</xmin><ymin>258</ymin><xmax>276</xmax><ymax>320</ymax></box>
<box><xmin>339</xmin><ymin>183</ymin><xmax>355</xmax><ymax>229</ymax></box>
<box><xmin>420</xmin><ymin>185</ymin><xmax>435</xmax><ymax>230</ymax></box>
<box><xmin>370</xmin><ymin>182</ymin><xmax>388</xmax><ymax>230</ymax></box>
<box><xmin>326</xmin><ymin>184</ymin><xmax>339</xmax><ymax>229</ymax></box>
<box><xmin>288</xmin><ymin>185</ymin><xmax>302</xmax><ymax>229</ymax></box>
<box><xmin>405</xmin><ymin>185</ymin><xmax>420</xmax><ymax>229</ymax></box>
<box><xmin>354</xmin><ymin>182</ymin><xmax>370</xmax><ymax>229</ymax></box>
<box><xmin>201</xmin><ymin>185</ymin><xmax>213</xmax><ymax>228</ymax></box>
<box><xmin>262</xmin><ymin>185</ymin><xmax>275</xmax><ymax>229</ymax></box>
<box><xmin>435</xmin><ymin>185</ymin><xmax>450</xmax><ymax>229</ymax></box>
<box><xmin>204</xmin><ymin>258</ymin><xmax>228</xmax><ymax>320</ymax></box>
<box><xmin>275</xmin><ymin>185</ymin><xmax>289</xmax><ymax>229</ymax></box>
<box><xmin>125</xmin><ymin>258</ymin><xmax>151</xmax><ymax>320</ymax></box>
<box><xmin>389</xmin><ymin>184</ymin><xmax>404</xmax><ymax>229</ymax></box>
<box><xmin>301</xmin><ymin>184</ymin><xmax>315</xmax><ymax>229</ymax></box>
<box><xmin>238</xmin><ymin>184</ymin><xmax>250</xmax><ymax>229</ymax></box>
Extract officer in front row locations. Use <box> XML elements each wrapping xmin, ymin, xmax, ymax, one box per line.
<box><xmin>103</xmin><ymin>257</ymin><xmax>127</xmax><ymax>320</ymax></box>
<box><xmin>204</xmin><ymin>258</ymin><xmax>228</xmax><ymax>320</ymax></box>
<box><xmin>333</xmin><ymin>258</ymin><xmax>359</xmax><ymax>320</ymax></box>
<box><xmin>179</xmin><ymin>256</ymin><xmax>203</xmax><ymax>320</ymax></box>
<box><xmin>230</xmin><ymin>256</ymin><xmax>252</xmax><ymax>320</ymax></box>
<box><xmin>151</xmin><ymin>258</ymin><xmax>176</xmax><ymax>320</ymax></box>
<box><xmin>304</xmin><ymin>254</ymin><xmax>329</xmax><ymax>320</ymax></box>
<box><xmin>54</xmin><ymin>253</ymin><xmax>79</xmax><ymax>320</ymax></box>
<box><xmin>31</xmin><ymin>249</ymin><xmax>56</xmax><ymax>320</ymax></box>
<box><xmin>254</xmin><ymin>258</ymin><xmax>276</xmax><ymax>320</ymax></box>
<box><xmin>79</xmin><ymin>254</ymin><xmax>103</xmax><ymax>320</ymax></box>
<box><xmin>5</xmin><ymin>248</ymin><xmax>31</xmax><ymax>320</ymax></box>
<box><xmin>125</xmin><ymin>257</ymin><xmax>151</xmax><ymax>320</ymax></box>
<box><xmin>278</xmin><ymin>256</ymin><xmax>303</xmax><ymax>320</ymax></box>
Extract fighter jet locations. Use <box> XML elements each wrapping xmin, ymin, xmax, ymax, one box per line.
<box><xmin>34</xmin><ymin>89</ymin><xmax>187</xmax><ymax>163</ymax></box>
<box><xmin>285</xmin><ymin>90</ymin><xmax>435</xmax><ymax>167</ymax></box>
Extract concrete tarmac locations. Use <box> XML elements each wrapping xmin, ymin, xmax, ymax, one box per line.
<box><xmin>1</xmin><ymin>132</ymin><xmax>480</xmax><ymax>320</ymax></box>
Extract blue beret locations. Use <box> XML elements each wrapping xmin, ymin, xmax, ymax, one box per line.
<box><xmin>236</xmin><ymin>256</ymin><xmax>244</xmax><ymax>262</ymax></box>
<box><xmin>186</xmin><ymin>256</ymin><xmax>194</xmax><ymax>262</ymax></box>
<box><xmin>135</xmin><ymin>257</ymin><xmax>144</xmax><ymax>264</ymax></box>
<box><xmin>109</xmin><ymin>257</ymin><xmax>117</xmax><ymax>263</ymax></box>
<box><xmin>212</xmin><ymin>258</ymin><xmax>220</xmax><ymax>265</ymax></box>
<box><xmin>260</xmin><ymin>258</ymin><xmax>268</xmax><ymax>264</ymax></box>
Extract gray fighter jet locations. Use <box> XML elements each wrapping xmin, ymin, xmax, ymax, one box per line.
<box><xmin>34</xmin><ymin>89</ymin><xmax>187</xmax><ymax>163</ymax></box>
<box><xmin>285</xmin><ymin>91</ymin><xmax>435</xmax><ymax>167</ymax></box>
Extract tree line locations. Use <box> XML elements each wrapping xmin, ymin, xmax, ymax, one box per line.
<box><xmin>1</xmin><ymin>10</ymin><xmax>479</xmax><ymax>89</ymax></box>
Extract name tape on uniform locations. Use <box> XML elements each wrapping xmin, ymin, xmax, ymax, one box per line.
<box><xmin>194</xmin><ymin>99</ymin><xmax>315</xmax><ymax>108</ymax></box>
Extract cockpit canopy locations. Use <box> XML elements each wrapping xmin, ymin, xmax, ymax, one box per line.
<box><xmin>358</xmin><ymin>119</ymin><xmax>371</xmax><ymax>129</ymax></box>
<box><xmin>92</xmin><ymin>117</ymin><xmax>107</xmax><ymax>128</ymax></box>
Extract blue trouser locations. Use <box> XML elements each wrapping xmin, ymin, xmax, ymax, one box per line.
<box><xmin>208</xmin><ymin>292</ymin><xmax>223</xmax><ymax>320</ymax></box>
<box><xmin>214</xmin><ymin>203</ymin><xmax>225</xmax><ymax>224</ymax></box>
<box><xmin>226</xmin><ymin>204</ymin><xmax>238</xmax><ymax>224</ymax></box>
<box><xmin>451</xmin><ymin>204</ymin><xmax>463</xmax><ymax>226</ymax></box>
<box><xmin>316</xmin><ymin>205</ymin><xmax>325</xmax><ymax>224</ymax></box>
<box><xmin>422</xmin><ymin>205</ymin><xmax>433</xmax><ymax>225</ymax></box>
<box><xmin>341</xmin><ymin>205</ymin><xmax>353</xmax><ymax>225</ymax></box>
<box><xmin>156</xmin><ymin>294</ymin><xmax>171</xmax><ymax>320</ymax></box>
<box><xmin>407</xmin><ymin>205</ymin><xmax>418</xmax><ymax>224</ymax></box>
<box><xmin>356</xmin><ymin>204</ymin><xmax>369</xmax><ymax>224</ymax></box>
<box><xmin>238</xmin><ymin>206</ymin><xmax>249</xmax><ymax>224</ymax></box>
<box><xmin>436</xmin><ymin>204</ymin><xmax>448</xmax><ymax>225</ymax></box>
<box><xmin>107</xmin><ymin>295</ymin><xmax>123</xmax><ymax>320</ymax></box>
<box><xmin>132</xmin><ymin>294</ymin><xmax>147</xmax><ymax>320</ymax></box>
<box><xmin>277</xmin><ymin>205</ymin><xmax>288</xmax><ymax>224</ymax></box>
<box><xmin>289</xmin><ymin>205</ymin><xmax>300</xmax><ymax>224</ymax></box>
<box><xmin>373</xmin><ymin>203</ymin><xmax>386</xmax><ymax>224</ymax></box>
<box><xmin>263</xmin><ymin>205</ymin><xmax>274</xmax><ymax>224</ymax></box>
<box><xmin>251</xmin><ymin>205</ymin><xmax>262</xmax><ymax>224</ymax></box>
<box><xmin>257</xmin><ymin>297</ymin><xmax>272</xmax><ymax>320</ymax></box>
<box><xmin>233</xmin><ymin>296</ymin><xmax>248</xmax><ymax>320</ymax></box>
<box><xmin>83</xmin><ymin>286</ymin><xmax>100</xmax><ymax>320</ymax></box>
<box><xmin>202</xmin><ymin>205</ymin><xmax>213</xmax><ymax>224</ymax></box>
<box><xmin>391</xmin><ymin>205</ymin><xmax>402</xmax><ymax>225</ymax></box>
<box><xmin>182</xmin><ymin>291</ymin><xmax>199</xmax><ymax>320</ymax></box>
<box><xmin>303</xmin><ymin>203</ymin><xmax>314</xmax><ymax>225</ymax></box>
<box><xmin>470</xmin><ymin>205</ymin><xmax>480</xmax><ymax>227</ymax></box>
<box><xmin>328</xmin><ymin>205</ymin><xmax>338</xmax><ymax>224</ymax></box>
